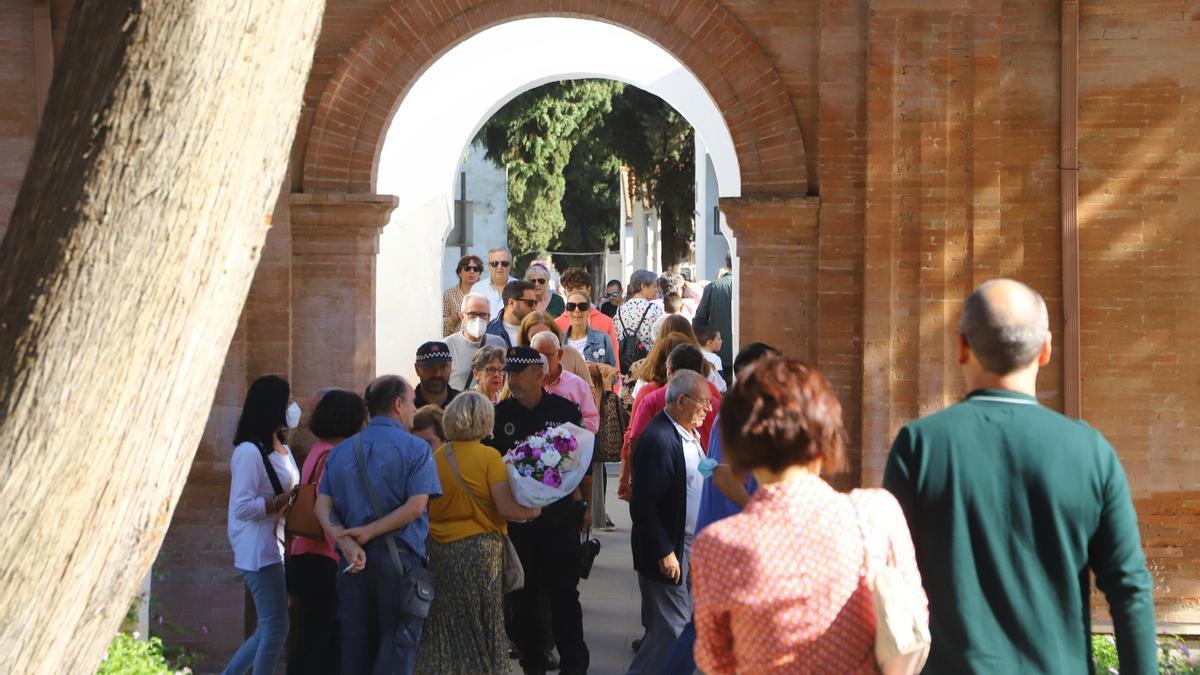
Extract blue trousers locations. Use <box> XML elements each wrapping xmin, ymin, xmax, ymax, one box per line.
<box><xmin>224</xmin><ymin>563</ymin><xmax>289</xmax><ymax>675</ymax></box>
<box><xmin>337</xmin><ymin>540</ymin><xmax>426</xmax><ymax>675</ymax></box>
<box><xmin>661</xmin><ymin>618</ymin><xmax>698</xmax><ymax>675</ymax></box>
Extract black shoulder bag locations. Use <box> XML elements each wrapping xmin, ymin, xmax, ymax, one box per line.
<box><xmin>352</xmin><ymin>435</ymin><xmax>435</xmax><ymax>618</ymax></box>
<box><xmin>618</xmin><ymin>304</ymin><xmax>651</xmax><ymax>375</ymax></box>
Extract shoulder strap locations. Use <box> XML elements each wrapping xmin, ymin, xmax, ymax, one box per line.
<box><xmin>445</xmin><ymin>443</ymin><xmax>500</xmax><ymax>530</ymax></box>
<box><xmin>632</xmin><ymin>303</ymin><xmax>650</xmax><ymax>335</ymax></box>
<box><xmin>352</xmin><ymin>436</ymin><xmax>407</xmax><ymax>576</ymax></box>
<box><xmin>308</xmin><ymin>449</ymin><xmax>331</xmax><ymax>487</ymax></box>
<box><xmin>257</xmin><ymin>441</ymin><xmax>285</xmax><ymax>495</ymax></box>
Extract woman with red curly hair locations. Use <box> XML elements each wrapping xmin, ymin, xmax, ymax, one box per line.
<box><xmin>690</xmin><ymin>357</ymin><xmax>926</xmax><ymax>674</ymax></box>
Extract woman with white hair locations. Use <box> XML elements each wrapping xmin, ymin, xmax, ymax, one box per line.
<box><xmin>416</xmin><ymin>392</ymin><xmax>541</xmax><ymax>675</ymax></box>
<box><xmin>524</xmin><ymin>260</ymin><xmax>565</xmax><ymax>318</ymax></box>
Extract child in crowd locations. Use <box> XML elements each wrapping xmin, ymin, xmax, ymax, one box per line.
<box><xmin>697</xmin><ymin>328</ymin><xmax>725</xmax><ymax>389</ymax></box>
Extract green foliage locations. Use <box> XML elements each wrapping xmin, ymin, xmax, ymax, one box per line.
<box><xmin>480</xmin><ymin>80</ymin><xmax>621</xmax><ymax>258</ymax></box>
<box><xmin>1091</xmin><ymin>634</ymin><xmax>1199</xmax><ymax>674</ymax></box>
<box><xmin>96</xmin><ymin>633</ymin><xmax>191</xmax><ymax>675</ymax></box>
<box><xmin>478</xmin><ymin>79</ymin><xmax>696</xmax><ymax>270</ymax></box>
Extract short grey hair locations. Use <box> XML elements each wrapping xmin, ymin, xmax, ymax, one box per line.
<box><xmin>443</xmin><ymin>391</ymin><xmax>495</xmax><ymax>441</ymax></box>
<box><xmin>460</xmin><ymin>292</ymin><xmax>489</xmax><ymax>314</ymax></box>
<box><xmin>487</xmin><ymin>246</ymin><xmax>511</xmax><ymax>259</ymax></box>
<box><xmin>959</xmin><ymin>278</ymin><xmax>1050</xmax><ymax>375</ymax></box>
<box><xmin>657</xmin><ymin>273</ymin><xmax>684</xmax><ymax>296</ymax></box>
<box><xmin>530</xmin><ymin>331</ymin><xmax>561</xmax><ymax>352</ymax></box>
<box><xmin>665</xmin><ymin>370</ymin><xmax>706</xmax><ymax>406</ymax></box>
<box><xmin>471</xmin><ymin>344</ymin><xmax>506</xmax><ymax>372</ymax></box>
<box><xmin>629</xmin><ymin>269</ymin><xmax>658</xmax><ymax>294</ymax></box>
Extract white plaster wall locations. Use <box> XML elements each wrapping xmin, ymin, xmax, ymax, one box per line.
<box><xmin>441</xmin><ymin>141</ymin><xmax>509</xmax><ymax>293</ymax></box>
<box><xmin>375</xmin><ymin>17</ymin><xmax>742</xmax><ymax>379</ymax></box>
<box><xmin>694</xmin><ymin>139</ymin><xmax>731</xmax><ymax>282</ymax></box>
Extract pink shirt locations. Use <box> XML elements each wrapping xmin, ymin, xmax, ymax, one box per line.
<box><xmin>289</xmin><ymin>440</ymin><xmax>338</xmax><ymax>562</ymax></box>
<box><xmin>545</xmin><ymin>369</ymin><xmax>600</xmax><ymax>432</ymax></box>
<box><xmin>622</xmin><ymin>381</ymin><xmax>721</xmax><ymax>461</ymax></box>
<box><xmin>692</xmin><ymin>475</ymin><xmax>925</xmax><ymax>674</ymax></box>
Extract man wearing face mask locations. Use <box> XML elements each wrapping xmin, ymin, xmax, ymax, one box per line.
<box><xmin>445</xmin><ymin>293</ymin><xmax>507</xmax><ymax>391</ymax></box>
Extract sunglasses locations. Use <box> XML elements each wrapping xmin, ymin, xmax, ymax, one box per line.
<box><xmin>606</xmin><ymin>291</ymin><xmax>620</xmax><ymax>297</ymax></box>
<box><xmin>565</xmin><ymin>302</ymin><xmax>590</xmax><ymax>312</ymax></box>
<box><xmin>515</xmin><ymin>298</ymin><xmax>537</xmax><ymax>308</ymax></box>
<box><xmin>490</xmin><ymin>260</ymin><xmax>512</xmax><ymax>268</ymax></box>
<box><xmin>528</xmin><ymin>278</ymin><xmax>548</xmax><ymax>285</ymax></box>
<box><xmin>461</xmin><ymin>265</ymin><xmax>482</xmax><ymax>273</ymax></box>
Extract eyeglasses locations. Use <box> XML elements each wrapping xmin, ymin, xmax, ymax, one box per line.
<box><xmin>462</xmin><ymin>311</ymin><xmax>490</xmax><ymax>320</ymax></box>
<box><xmin>565</xmin><ymin>302</ymin><xmax>590</xmax><ymax>312</ymax></box>
<box><xmin>481</xmin><ymin>366</ymin><xmax>504</xmax><ymax>376</ymax></box>
<box><xmin>461</xmin><ymin>265</ymin><xmax>482</xmax><ymax>273</ymax></box>
<box><xmin>684</xmin><ymin>393</ymin><xmax>713</xmax><ymax>410</ymax></box>
<box><xmin>528</xmin><ymin>278</ymin><xmax>548</xmax><ymax>285</ymax></box>
<box><xmin>490</xmin><ymin>260</ymin><xmax>512</xmax><ymax>268</ymax></box>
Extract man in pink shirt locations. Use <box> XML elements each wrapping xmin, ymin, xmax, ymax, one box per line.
<box><xmin>555</xmin><ymin>267</ymin><xmax>620</xmax><ymax>370</ymax></box>
<box><xmin>619</xmin><ymin>344</ymin><xmax>721</xmax><ymax>501</ymax></box>
<box><xmin>532</xmin><ymin>332</ymin><xmax>599</xmax><ymax>432</ymax></box>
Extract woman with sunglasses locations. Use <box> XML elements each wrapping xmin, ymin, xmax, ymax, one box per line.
<box><xmin>563</xmin><ymin>290</ymin><xmax>616</xmax><ymax>369</ymax></box>
<box><xmin>444</xmin><ymin>254</ymin><xmax>484</xmax><ymax>336</ymax></box>
<box><xmin>525</xmin><ymin>261</ymin><xmax>565</xmax><ymax>318</ymax></box>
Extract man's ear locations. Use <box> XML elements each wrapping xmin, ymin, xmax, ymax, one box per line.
<box><xmin>1038</xmin><ymin>331</ymin><xmax>1053</xmax><ymax>366</ymax></box>
<box><xmin>957</xmin><ymin>333</ymin><xmax>971</xmax><ymax>366</ymax></box>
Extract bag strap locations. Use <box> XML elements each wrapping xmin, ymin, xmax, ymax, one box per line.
<box><xmin>308</xmin><ymin>450</ymin><xmax>330</xmax><ymax>487</ymax></box>
<box><xmin>445</xmin><ymin>442</ymin><xmax>501</xmax><ymax>533</ymax></box>
<box><xmin>631</xmin><ymin>303</ymin><xmax>650</xmax><ymax>339</ymax></box>
<box><xmin>257</xmin><ymin>441</ymin><xmax>285</xmax><ymax>496</ymax></box>
<box><xmin>352</xmin><ymin>436</ymin><xmax>408</xmax><ymax>577</ymax></box>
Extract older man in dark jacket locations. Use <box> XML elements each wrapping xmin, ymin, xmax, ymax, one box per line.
<box><xmin>627</xmin><ymin>370</ymin><xmax>711</xmax><ymax>675</ymax></box>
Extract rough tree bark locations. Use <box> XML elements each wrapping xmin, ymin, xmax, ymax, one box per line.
<box><xmin>0</xmin><ymin>1</ymin><xmax>324</xmax><ymax>672</ymax></box>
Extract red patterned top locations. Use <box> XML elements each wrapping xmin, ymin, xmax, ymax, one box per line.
<box><xmin>691</xmin><ymin>474</ymin><xmax>925</xmax><ymax>674</ymax></box>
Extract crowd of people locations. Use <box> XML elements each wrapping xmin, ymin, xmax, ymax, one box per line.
<box><xmin>223</xmin><ymin>248</ymin><xmax>1158</xmax><ymax>675</ymax></box>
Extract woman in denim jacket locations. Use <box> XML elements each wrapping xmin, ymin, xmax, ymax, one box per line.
<box><xmin>563</xmin><ymin>290</ymin><xmax>616</xmax><ymax>368</ymax></box>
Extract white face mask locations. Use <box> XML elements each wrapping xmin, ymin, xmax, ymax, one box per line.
<box><xmin>285</xmin><ymin>402</ymin><xmax>302</xmax><ymax>429</ymax></box>
<box><xmin>465</xmin><ymin>317</ymin><xmax>488</xmax><ymax>339</ymax></box>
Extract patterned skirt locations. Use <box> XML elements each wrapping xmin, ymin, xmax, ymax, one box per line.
<box><xmin>415</xmin><ymin>531</ymin><xmax>507</xmax><ymax>675</ymax></box>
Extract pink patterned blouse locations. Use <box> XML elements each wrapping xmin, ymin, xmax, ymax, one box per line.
<box><xmin>691</xmin><ymin>473</ymin><xmax>925</xmax><ymax>674</ymax></box>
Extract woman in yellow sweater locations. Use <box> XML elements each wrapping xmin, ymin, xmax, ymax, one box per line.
<box><xmin>415</xmin><ymin>391</ymin><xmax>540</xmax><ymax>675</ymax></box>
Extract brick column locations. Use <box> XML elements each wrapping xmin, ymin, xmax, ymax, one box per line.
<box><xmin>289</xmin><ymin>193</ymin><xmax>397</xmax><ymax>406</ymax></box>
<box><xmin>721</xmin><ymin>195</ymin><xmax>821</xmax><ymax>364</ymax></box>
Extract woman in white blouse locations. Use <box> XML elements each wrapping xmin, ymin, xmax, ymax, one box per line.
<box><xmin>224</xmin><ymin>375</ymin><xmax>301</xmax><ymax>675</ymax></box>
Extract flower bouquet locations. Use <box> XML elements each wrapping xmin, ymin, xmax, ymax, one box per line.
<box><xmin>503</xmin><ymin>422</ymin><xmax>595</xmax><ymax>507</ymax></box>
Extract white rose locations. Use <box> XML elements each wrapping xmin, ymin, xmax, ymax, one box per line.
<box><xmin>540</xmin><ymin>448</ymin><xmax>562</xmax><ymax>468</ymax></box>
<box><xmin>528</xmin><ymin>436</ymin><xmax>547</xmax><ymax>449</ymax></box>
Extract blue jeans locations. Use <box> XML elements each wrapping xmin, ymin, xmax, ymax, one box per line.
<box><xmin>224</xmin><ymin>563</ymin><xmax>289</xmax><ymax>675</ymax></box>
<box><xmin>661</xmin><ymin>619</ymin><xmax>698</xmax><ymax>674</ymax></box>
<box><xmin>338</xmin><ymin>539</ymin><xmax>426</xmax><ymax>675</ymax></box>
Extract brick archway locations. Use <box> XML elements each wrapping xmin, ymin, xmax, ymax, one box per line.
<box><xmin>301</xmin><ymin>0</ymin><xmax>808</xmax><ymax>196</ymax></box>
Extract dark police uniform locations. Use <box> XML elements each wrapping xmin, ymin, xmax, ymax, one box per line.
<box><xmin>493</xmin><ymin>389</ymin><xmax>589</xmax><ymax>675</ymax></box>
<box><xmin>413</xmin><ymin>384</ymin><xmax>460</xmax><ymax>409</ymax></box>
<box><xmin>883</xmin><ymin>388</ymin><xmax>1156</xmax><ymax>674</ymax></box>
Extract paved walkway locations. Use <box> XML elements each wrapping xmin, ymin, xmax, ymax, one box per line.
<box><xmin>510</xmin><ymin>464</ymin><xmax>644</xmax><ymax>674</ymax></box>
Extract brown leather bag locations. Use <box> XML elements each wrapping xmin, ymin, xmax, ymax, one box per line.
<box><xmin>285</xmin><ymin>450</ymin><xmax>329</xmax><ymax>540</ymax></box>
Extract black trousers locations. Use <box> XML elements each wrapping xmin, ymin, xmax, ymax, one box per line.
<box><xmin>509</xmin><ymin>514</ymin><xmax>589</xmax><ymax>674</ymax></box>
<box><xmin>286</xmin><ymin>553</ymin><xmax>340</xmax><ymax>675</ymax></box>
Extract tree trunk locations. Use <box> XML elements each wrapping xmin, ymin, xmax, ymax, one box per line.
<box><xmin>0</xmin><ymin>1</ymin><xmax>324</xmax><ymax>672</ymax></box>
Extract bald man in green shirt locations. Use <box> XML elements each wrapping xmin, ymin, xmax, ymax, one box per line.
<box><xmin>883</xmin><ymin>279</ymin><xmax>1156</xmax><ymax>674</ymax></box>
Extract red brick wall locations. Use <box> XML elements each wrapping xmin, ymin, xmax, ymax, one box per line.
<box><xmin>0</xmin><ymin>0</ymin><xmax>38</xmax><ymax>238</ymax></box>
<box><xmin>1078</xmin><ymin>0</ymin><xmax>1200</xmax><ymax>623</ymax></box>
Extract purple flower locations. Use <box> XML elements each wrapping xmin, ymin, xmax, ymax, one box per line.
<box><xmin>542</xmin><ymin>468</ymin><xmax>562</xmax><ymax>488</ymax></box>
<box><xmin>532</xmin><ymin>448</ymin><xmax>542</xmax><ymax>459</ymax></box>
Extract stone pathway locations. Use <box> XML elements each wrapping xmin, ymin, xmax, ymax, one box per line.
<box><xmin>510</xmin><ymin>464</ymin><xmax>643</xmax><ymax>675</ymax></box>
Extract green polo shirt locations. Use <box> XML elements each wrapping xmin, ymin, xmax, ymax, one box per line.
<box><xmin>883</xmin><ymin>389</ymin><xmax>1156</xmax><ymax>674</ymax></box>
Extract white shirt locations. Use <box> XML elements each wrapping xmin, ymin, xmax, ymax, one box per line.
<box><xmin>445</xmin><ymin>330</ymin><xmax>506</xmax><ymax>390</ymax></box>
<box><xmin>503</xmin><ymin>320</ymin><xmax>520</xmax><ymax>347</ymax></box>
<box><xmin>668</xmin><ymin>417</ymin><xmax>705</xmax><ymax>535</ymax></box>
<box><xmin>702</xmin><ymin>351</ymin><xmax>727</xmax><ymax>392</ymax></box>
<box><xmin>567</xmin><ymin>335</ymin><xmax>588</xmax><ymax>355</ymax></box>
<box><xmin>227</xmin><ymin>441</ymin><xmax>299</xmax><ymax>571</ymax></box>
<box><xmin>470</xmin><ymin>276</ymin><xmax>517</xmax><ymax>318</ymax></box>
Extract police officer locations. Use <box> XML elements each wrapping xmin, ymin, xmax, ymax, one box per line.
<box><xmin>492</xmin><ymin>346</ymin><xmax>590</xmax><ymax>675</ymax></box>
<box><xmin>413</xmin><ymin>340</ymin><xmax>461</xmax><ymax>408</ymax></box>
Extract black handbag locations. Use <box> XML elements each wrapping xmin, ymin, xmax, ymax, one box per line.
<box><xmin>352</xmin><ymin>436</ymin><xmax>435</xmax><ymax>618</ymax></box>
